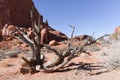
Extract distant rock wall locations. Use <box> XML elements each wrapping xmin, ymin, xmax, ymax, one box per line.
<box><xmin>0</xmin><ymin>0</ymin><xmax>68</xmax><ymax>43</ymax></box>
<box><xmin>0</xmin><ymin>0</ymin><xmax>40</xmax><ymax>28</ymax></box>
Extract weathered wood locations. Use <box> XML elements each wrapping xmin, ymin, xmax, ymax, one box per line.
<box><xmin>13</xmin><ymin>7</ymin><xmax>110</xmax><ymax>73</ymax></box>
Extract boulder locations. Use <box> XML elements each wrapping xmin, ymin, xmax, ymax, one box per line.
<box><xmin>2</xmin><ymin>24</ymin><xmax>17</xmax><ymax>40</ymax></box>
<box><xmin>110</xmin><ymin>26</ymin><xmax>120</xmax><ymax>40</ymax></box>
<box><xmin>49</xmin><ymin>30</ymin><xmax>68</xmax><ymax>42</ymax></box>
<box><xmin>74</xmin><ymin>35</ymin><xmax>93</xmax><ymax>41</ymax></box>
<box><xmin>21</xmin><ymin>43</ymin><xmax>28</xmax><ymax>48</ymax></box>
<box><xmin>49</xmin><ymin>40</ymin><xmax>58</xmax><ymax>46</ymax></box>
<box><xmin>114</xmin><ymin>26</ymin><xmax>120</xmax><ymax>33</ymax></box>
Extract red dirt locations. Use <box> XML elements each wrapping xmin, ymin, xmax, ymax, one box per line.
<box><xmin>0</xmin><ymin>41</ymin><xmax>120</xmax><ymax>80</ymax></box>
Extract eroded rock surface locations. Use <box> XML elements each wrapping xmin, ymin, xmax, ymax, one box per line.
<box><xmin>0</xmin><ymin>0</ymin><xmax>68</xmax><ymax>44</ymax></box>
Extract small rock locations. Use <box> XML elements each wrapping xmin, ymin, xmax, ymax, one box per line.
<box><xmin>49</xmin><ymin>40</ymin><xmax>58</xmax><ymax>46</ymax></box>
<box><xmin>21</xmin><ymin>43</ymin><xmax>28</xmax><ymax>48</ymax></box>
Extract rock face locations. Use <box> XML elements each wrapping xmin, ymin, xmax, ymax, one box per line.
<box><xmin>49</xmin><ymin>40</ymin><xmax>58</xmax><ymax>46</ymax></box>
<box><xmin>0</xmin><ymin>0</ymin><xmax>39</xmax><ymax>28</ymax></box>
<box><xmin>110</xmin><ymin>26</ymin><xmax>120</xmax><ymax>40</ymax></box>
<box><xmin>114</xmin><ymin>26</ymin><xmax>120</xmax><ymax>33</ymax></box>
<box><xmin>73</xmin><ymin>35</ymin><xmax>93</xmax><ymax>41</ymax></box>
<box><xmin>0</xmin><ymin>29</ymin><xmax>2</xmax><ymax>41</ymax></box>
<box><xmin>0</xmin><ymin>0</ymin><xmax>67</xmax><ymax>43</ymax></box>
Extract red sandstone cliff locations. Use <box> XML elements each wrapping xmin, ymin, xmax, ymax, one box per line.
<box><xmin>0</xmin><ymin>0</ymin><xmax>40</xmax><ymax>28</ymax></box>
<box><xmin>0</xmin><ymin>0</ymin><xmax>67</xmax><ymax>43</ymax></box>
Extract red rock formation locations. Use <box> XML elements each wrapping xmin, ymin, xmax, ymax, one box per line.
<box><xmin>48</xmin><ymin>30</ymin><xmax>67</xmax><ymax>42</ymax></box>
<box><xmin>74</xmin><ymin>35</ymin><xmax>92</xmax><ymax>41</ymax></box>
<box><xmin>114</xmin><ymin>26</ymin><xmax>120</xmax><ymax>33</ymax></box>
<box><xmin>0</xmin><ymin>0</ymin><xmax>68</xmax><ymax>44</ymax></box>
<box><xmin>49</xmin><ymin>40</ymin><xmax>58</xmax><ymax>46</ymax></box>
<box><xmin>0</xmin><ymin>0</ymin><xmax>40</xmax><ymax>28</ymax></box>
<box><xmin>2</xmin><ymin>24</ymin><xmax>16</xmax><ymax>36</ymax></box>
<box><xmin>0</xmin><ymin>28</ymin><xmax>2</xmax><ymax>41</ymax></box>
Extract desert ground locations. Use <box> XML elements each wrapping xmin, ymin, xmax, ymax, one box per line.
<box><xmin>0</xmin><ymin>34</ymin><xmax>120</xmax><ymax>80</ymax></box>
<box><xmin>1</xmin><ymin>0</ymin><xmax>120</xmax><ymax>80</ymax></box>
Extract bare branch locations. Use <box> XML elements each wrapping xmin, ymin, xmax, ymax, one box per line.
<box><xmin>15</xmin><ymin>27</ymin><xmax>34</xmax><ymax>44</ymax></box>
<box><xmin>41</xmin><ymin>26</ymin><xmax>76</xmax><ymax>72</ymax></box>
<box><xmin>69</xmin><ymin>25</ymin><xmax>75</xmax><ymax>40</ymax></box>
<box><xmin>62</xmin><ymin>43</ymin><xmax>72</xmax><ymax>57</ymax></box>
<box><xmin>44</xmin><ymin>45</ymin><xmax>62</xmax><ymax>56</ymax></box>
<box><xmin>96</xmin><ymin>34</ymin><xmax>110</xmax><ymax>41</ymax></box>
<box><xmin>22</xmin><ymin>57</ymin><xmax>31</xmax><ymax>67</ymax></box>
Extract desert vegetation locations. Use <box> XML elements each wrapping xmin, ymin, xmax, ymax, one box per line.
<box><xmin>10</xmin><ymin>8</ymin><xmax>110</xmax><ymax>74</ymax></box>
<box><xmin>1</xmin><ymin>1</ymin><xmax>120</xmax><ymax>80</ymax></box>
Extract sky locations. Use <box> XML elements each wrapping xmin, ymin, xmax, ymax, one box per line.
<box><xmin>33</xmin><ymin>0</ymin><xmax>120</xmax><ymax>38</ymax></box>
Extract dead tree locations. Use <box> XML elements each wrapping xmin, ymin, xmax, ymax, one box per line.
<box><xmin>12</xmin><ymin>8</ymin><xmax>44</xmax><ymax>72</ymax></box>
<box><xmin>12</xmin><ymin>8</ymin><xmax>110</xmax><ymax>73</ymax></box>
